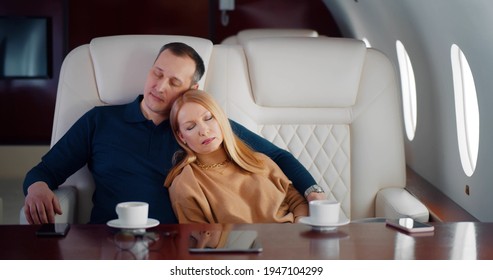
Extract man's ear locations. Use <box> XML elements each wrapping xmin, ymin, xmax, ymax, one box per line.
<box><xmin>191</xmin><ymin>83</ymin><xmax>199</xmax><ymax>90</ymax></box>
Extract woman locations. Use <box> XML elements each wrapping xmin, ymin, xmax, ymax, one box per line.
<box><xmin>164</xmin><ymin>89</ymin><xmax>308</xmax><ymax>224</ymax></box>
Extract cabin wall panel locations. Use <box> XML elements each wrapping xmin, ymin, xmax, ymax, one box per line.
<box><xmin>0</xmin><ymin>0</ymin><xmax>65</xmax><ymax>144</ymax></box>
<box><xmin>67</xmin><ymin>0</ymin><xmax>210</xmax><ymax>51</ymax></box>
<box><xmin>325</xmin><ymin>0</ymin><xmax>493</xmax><ymax>221</ymax></box>
<box><xmin>213</xmin><ymin>0</ymin><xmax>341</xmax><ymax>43</ymax></box>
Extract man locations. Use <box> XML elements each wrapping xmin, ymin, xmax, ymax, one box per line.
<box><xmin>23</xmin><ymin>42</ymin><xmax>325</xmax><ymax>224</ymax></box>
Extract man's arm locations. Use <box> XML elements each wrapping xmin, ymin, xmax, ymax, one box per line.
<box><xmin>23</xmin><ymin>109</ymin><xmax>94</xmax><ymax>195</ymax></box>
<box><xmin>24</xmin><ymin>182</ymin><xmax>62</xmax><ymax>224</ymax></box>
<box><xmin>22</xmin><ymin>110</ymin><xmax>95</xmax><ymax>223</ymax></box>
<box><xmin>230</xmin><ymin>120</ymin><xmax>323</xmax><ymax>199</ymax></box>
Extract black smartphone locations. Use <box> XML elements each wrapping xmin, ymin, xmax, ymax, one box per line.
<box><xmin>35</xmin><ymin>223</ymin><xmax>70</xmax><ymax>237</ymax></box>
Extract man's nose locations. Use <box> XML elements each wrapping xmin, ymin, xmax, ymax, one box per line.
<box><xmin>156</xmin><ymin>79</ymin><xmax>169</xmax><ymax>93</ymax></box>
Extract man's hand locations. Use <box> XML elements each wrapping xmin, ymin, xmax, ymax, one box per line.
<box><xmin>24</xmin><ymin>182</ymin><xmax>62</xmax><ymax>224</ymax></box>
<box><xmin>305</xmin><ymin>191</ymin><xmax>327</xmax><ymax>202</ymax></box>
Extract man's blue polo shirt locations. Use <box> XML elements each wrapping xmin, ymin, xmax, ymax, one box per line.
<box><xmin>23</xmin><ymin>96</ymin><xmax>315</xmax><ymax>224</ymax></box>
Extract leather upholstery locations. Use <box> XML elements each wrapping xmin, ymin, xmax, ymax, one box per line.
<box><xmin>221</xmin><ymin>28</ymin><xmax>319</xmax><ymax>45</ymax></box>
<box><xmin>206</xmin><ymin>37</ymin><xmax>429</xmax><ymax>221</ymax></box>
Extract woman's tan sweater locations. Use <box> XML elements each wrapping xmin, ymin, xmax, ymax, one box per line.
<box><xmin>169</xmin><ymin>153</ymin><xmax>308</xmax><ymax>224</ymax></box>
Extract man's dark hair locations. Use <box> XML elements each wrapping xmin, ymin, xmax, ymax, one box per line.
<box><xmin>157</xmin><ymin>42</ymin><xmax>206</xmax><ymax>85</ymax></box>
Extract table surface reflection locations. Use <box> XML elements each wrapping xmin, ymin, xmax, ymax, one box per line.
<box><xmin>1</xmin><ymin>222</ymin><xmax>492</xmax><ymax>260</ymax></box>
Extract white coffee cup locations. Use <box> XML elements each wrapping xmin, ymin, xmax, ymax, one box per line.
<box><xmin>309</xmin><ymin>199</ymin><xmax>340</xmax><ymax>225</ymax></box>
<box><xmin>115</xmin><ymin>201</ymin><xmax>149</xmax><ymax>226</ymax></box>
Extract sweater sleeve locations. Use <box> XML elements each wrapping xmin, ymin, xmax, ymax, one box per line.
<box><xmin>23</xmin><ymin>109</ymin><xmax>95</xmax><ymax>195</ymax></box>
<box><xmin>230</xmin><ymin>119</ymin><xmax>316</xmax><ymax>195</ymax></box>
<box><xmin>262</xmin><ymin>154</ymin><xmax>309</xmax><ymax>221</ymax></box>
<box><xmin>284</xmin><ymin>185</ymin><xmax>309</xmax><ymax>221</ymax></box>
<box><xmin>169</xmin><ymin>167</ymin><xmax>211</xmax><ymax>224</ymax></box>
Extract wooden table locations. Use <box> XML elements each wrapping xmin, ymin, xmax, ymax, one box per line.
<box><xmin>1</xmin><ymin>222</ymin><xmax>492</xmax><ymax>260</ymax></box>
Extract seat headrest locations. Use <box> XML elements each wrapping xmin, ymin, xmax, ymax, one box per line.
<box><xmin>89</xmin><ymin>35</ymin><xmax>213</xmax><ymax>104</ymax></box>
<box><xmin>237</xmin><ymin>28</ymin><xmax>318</xmax><ymax>45</ymax></box>
<box><xmin>243</xmin><ymin>37</ymin><xmax>366</xmax><ymax>108</ymax></box>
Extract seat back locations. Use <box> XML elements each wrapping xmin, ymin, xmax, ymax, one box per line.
<box><xmin>221</xmin><ymin>28</ymin><xmax>319</xmax><ymax>45</ymax></box>
<box><xmin>52</xmin><ymin>35</ymin><xmax>213</xmax><ymax>223</ymax></box>
<box><xmin>205</xmin><ymin>37</ymin><xmax>406</xmax><ymax>220</ymax></box>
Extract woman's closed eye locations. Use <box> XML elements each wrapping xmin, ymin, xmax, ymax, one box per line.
<box><xmin>185</xmin><ymin>123</ymin><xmax>196</xmax><ymax>131</ymax></box>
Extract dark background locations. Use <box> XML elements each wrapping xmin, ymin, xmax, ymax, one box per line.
<box><xmin>0</xmin><ymin>0</ymin><xmax>341</xmax><ymax>144</ymax></box>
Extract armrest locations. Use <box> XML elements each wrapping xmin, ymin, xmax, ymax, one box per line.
<box><xmin>375</xmin><ymin>187</ymin><xmax>429</xmax><ymax>222</ymax></box>
<box><xmin>19</xmin><ymin>186</ymin><xmax>78</xmax><ymax>224</ymax></box>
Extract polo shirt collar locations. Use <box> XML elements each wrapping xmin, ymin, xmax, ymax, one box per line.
<box><xmin>124</xmin><ymin>95</ymin><xmax>148</xmax><ymax>123</ymax></box>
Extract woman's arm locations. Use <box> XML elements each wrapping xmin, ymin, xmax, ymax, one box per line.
<box><xmin>262</xmin><ymin>153</ymin><xmax>308</xmax><ymax>222</ymax></box>
<box><xmin>285</xmin><ymin>185</ymin><xmax>309</xmax><ymax>222</ymax></box>
<box><xmin>169</xmin><ymin>167</ymin><xmax>211</xmax><ymax>224</ymax></box>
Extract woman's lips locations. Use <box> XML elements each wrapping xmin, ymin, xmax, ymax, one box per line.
<box><xmin>202</xmin><ymin>137</ymin><xmax>215</xmax><ymax>145</ymax></box>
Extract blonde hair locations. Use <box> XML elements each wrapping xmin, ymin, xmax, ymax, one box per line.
<box><xmin>164</xmin><ymin>89</ymin><xmax>264</xmax><ymax>187</ymax></box>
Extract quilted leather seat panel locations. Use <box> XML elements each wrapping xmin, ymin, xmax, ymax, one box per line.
<box><xmin>260</xmin><ymin>124</ymin><xmax>351</xmax><ymax>219</ymax></box>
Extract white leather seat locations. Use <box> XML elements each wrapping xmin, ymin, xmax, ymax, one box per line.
<box><xmin>20</xmin><ymin>35</ymin><xmax>214</xmax><ymax>224</ymax></box>
<box><xmin>221</xmin><ymin>28</ymin><xmax>319</xmax><ymax>45</ymax></box>
<box><xmin>205</xmin><ymin>37</ymin><xmax>429</xmax><ymax>222</ymax></box>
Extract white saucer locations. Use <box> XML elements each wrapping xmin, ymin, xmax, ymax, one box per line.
<box><xmin>107</xmin><ymin>218</ymin><xmax>160</xmax><ymax>229</ymax></box>
<box><xmin>299</xmin><ymin>216</ymin><xmax>350</xmax><ymax>231</ymax></box>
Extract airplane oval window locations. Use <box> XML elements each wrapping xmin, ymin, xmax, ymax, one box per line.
<box><xmin>396</xmin><ymin>40</ymin><xmax>417</xmax><ymax>141</ymax></box>
<box><xmin>451</xmin><ymin>44</ymin><xmax>480</xmax><ymax>177</ymax></box>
